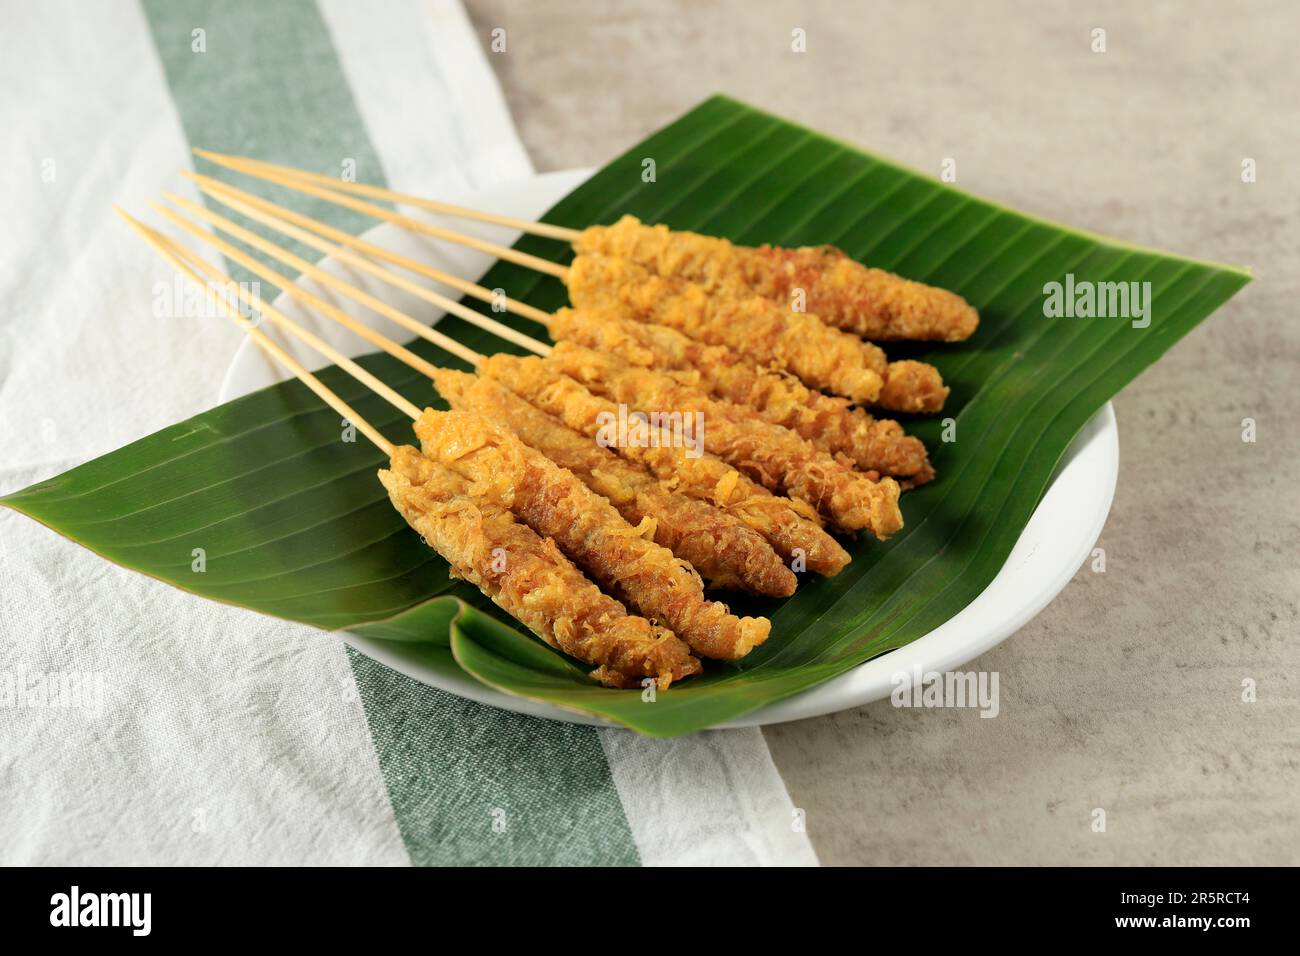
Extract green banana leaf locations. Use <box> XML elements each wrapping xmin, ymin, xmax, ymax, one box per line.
<box><xmin>1</xmin><ymin>95</ymin><xmax>1250</xmax><ymax>736</ymax></box>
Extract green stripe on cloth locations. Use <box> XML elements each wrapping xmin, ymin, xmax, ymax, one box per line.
<box><xmin>140</xmin><ymin>0</ymin><xmax>640</xmax><ymax>866</ymax></box>
<box><xmin>141</xmin><ymin>0</ymin><xmax>383</xmax><ymax>285</ymax></box>
<box><xmin>349</xmin><ymin>650</ymin><xmax>637</xmax><ymax>866</ymax></box>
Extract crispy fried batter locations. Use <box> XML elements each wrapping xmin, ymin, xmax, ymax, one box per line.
<box><xmin>547</xmin><ymin>343</ymin><xmax>904</xmax><ymax>539</ymax></box>
<box><xmin>878</xmin><ymin>359</ymin><xmax>949</xmax><ymax>414</ymax></box>
<box><xmin>434</xmin><ymin>369</ymin><xmax>796</xmax><ymax>597</ymax></box>
<box><xmin>567</xmin><ymin>253</ymin><xmax>887</xmax><ymax>404</ymax></box>
<box><xmin>575</xmin><ymin>214</ymin><xmax>979</xmax><ymax>342</ymax></box>
<box><xmin>575</xmin><ymin>215</ymin><xmax>749</xmax><ymax>293</ymax></box>
<box><xmin>477</xmin><ymin>353</ymin><xmax>851</xmax><ymax>577</ymax></box>
<box><xmin>747</xmin><ymin>243</ymin><xmax>980</xmax><ymax>342</ymax></box>
<box><xmin>414</xmin><ymin>409</ymin><xmax>771</xmax><ymax>660</ymax></box>
<box><xmin>549</xmin><ymin>307</ymin><xmax>934</xmax><ymax>482</ymax></box>
<box><xmin>379</xmin><ymin>445</ymin><xmax>699</xmax><ymax>688</ymax></box>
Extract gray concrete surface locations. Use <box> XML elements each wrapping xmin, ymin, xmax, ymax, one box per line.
<box><xmin>466</xmin><ymin>0</ymin><xmax>1300</xmax><ymax>864</ymax></box>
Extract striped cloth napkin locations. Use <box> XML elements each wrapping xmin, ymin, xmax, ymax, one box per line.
<box><xmin>0</xmin><ymin>0</ymin><xmax>817</xmax><ymax>866</ymax></box>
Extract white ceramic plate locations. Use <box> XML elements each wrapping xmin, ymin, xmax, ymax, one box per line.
<box><xmin>220</xmin><ymin>168</ymin><xmax>1119</xmax><ymax>729</ymax></box>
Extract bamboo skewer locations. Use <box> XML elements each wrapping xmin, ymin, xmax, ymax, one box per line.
<box><xmin>115</xmin><ymin>209</ymin><xmax>396</xmax><ymax>454</ymax></box>
<box><xmin>160</xmin><ymin>192</ymin><xmax>481</xmax><ymax>364</ymax></box>
<box><xmin>153</xmin><ymin>203</ymin><xmax>531</xmax><ymax>398</ymax></box>
<box><xmin>180</xmin><ymin>171</ymin><xmax>554</xmax><ymax>326</ymax></box>
<box><xmin>193</xmin><ymin>148</ymin><xmax>582</xmax><ymax>242</ymax></box>
<box><xmin>186</xmin><ymin>172</ymin><xmax>560</xmax><ymax>337</ymax></box>
<box><xmin>133</xmin><ymin>218</ymin><xmax>421</xmax><ymax>423</ymax></box>
<box><xmin>155</xmin><ymin>193</ymin><xmax>554</xmax><ymax>377</ymax></box>
<box><xmin>190</xmin><ymin>154</ymin><xmax>568</xmax><ymax>279</ymax></box>
<box><xmin>181</xmin><ymin>177</ymin><xmax>551</xmax><ymax>357</ymax></box>
<box><xmin>152</xmin><ymin>198</ymin><xmax>469</xmax><ymax>371</ymax></box>
<box><xmin>154</xmin><ymin>196</ymin><xmax>540</xmax><ymax>387</ymax></box>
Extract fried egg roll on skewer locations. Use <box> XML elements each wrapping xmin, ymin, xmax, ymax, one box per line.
<box><xmin>433</xmin><ymin>369</ymin><xmax>797</xmax><ymax>597</ymax></box>
<box><xmin>117</xmin><ymin>211</ymin><xmax>697</xmax><ymax>690</ymax></box>
<box><xmin>194</xmin><ymin>153</ymin><xmax>979</xmax><ymax>342</ymax></box>
<box><xmin>183</xmin><ymin>165</ymin><xmax>946</xmax><ymax>410</ymax></box>
<box><xmin>381</xmin><ymin>449</ymin><xmax>700</xmax><ymax>688</ymax></box>
<box><xmin>568</xmin><ymin>254</ymin><xmax>951</xmax><ymax>412</ymax></box>
<box><xmin>478</xmin><ymin>353</ymin><xmax>851</xmax><ymax>576</ymax></box>
<box><xmin>575</xmin><ymin>215</ymin><xmax>979</xmax><ymax>343</ymax></box>
<box><xmin>547</xmin><ymin>343</ymin><xmax>903</xmax><ymax>538</ymax></box>
<box><xmin>416</xmin><ymin>410</ymin><xmax>771</xmax><ymax>660</ymax></box>
<box><xmin>548</xmin><ymin>308</ymin><xmax>934</xmax><ymax>482</ymax></box>
<box><xmin>181</xmin><ymin>175</ymin><xmax>934</xmax><ymax>482</ymax></box>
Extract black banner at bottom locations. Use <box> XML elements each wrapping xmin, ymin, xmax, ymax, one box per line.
<box><xmin>0</xmin><ymin>866</ymin><xmax>1278</xmax><ymax>941</ymax></box>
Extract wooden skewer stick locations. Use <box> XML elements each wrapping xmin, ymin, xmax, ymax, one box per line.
<box><xmin>130</xmin><ymin>211</ymin><xmax>420</xmax><ymax>423</ymax></box>
<box><xmin>188</xmin><ymin>155</ymin><xmax>569</xmax><ymax>280</ymax></box>
<box><xmin>151</xmin><ymin>199</ymin><xmax>499</xmax><ymax>393</ymax></box>
<box><xmin>180</xmin><ymin>171</ymin><xmax>554</xmax><ymax>326</ymax></box>
<box><xmin>132</xmin><ymin>210</ymin><xmax>491</xmax><ymax>412</ymax></box>
<box><xmin>115</xmin><ymin>208</ymin><xmax>396</xmax><ymax>455</ymax></box>
<box><xmin>159</xmin><ymin>192</ymin><xmax>537</xmax><ymax>366</ymax></box>
<box><xmin>128</xmin><ymin>207</ymin><xmax>443</xmax><ymax>422</ymax></box>
<box><xmin>151</xmin><ymin>197</ymin><xmax>475</xmax><ymax>370</ymax></box>
<box><xmin>184</xmin><ymin>174</ymin><xmax>551</xmax><ymax>358</ymax></box>
<box><xmin>193</xmin><ymin>148</ymin><xmax>583</xmax><ymax>243</ymax></box>
<box><xmin>139</xmin><ymin>221</ymin><xmax>421</xmax><ymax>422</ymax></box>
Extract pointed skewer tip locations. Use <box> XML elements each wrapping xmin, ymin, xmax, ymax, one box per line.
<box><xmin>114</xmin><ymin>206</ymin><xmax>151</xmax><ymax>235</ymax></box>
